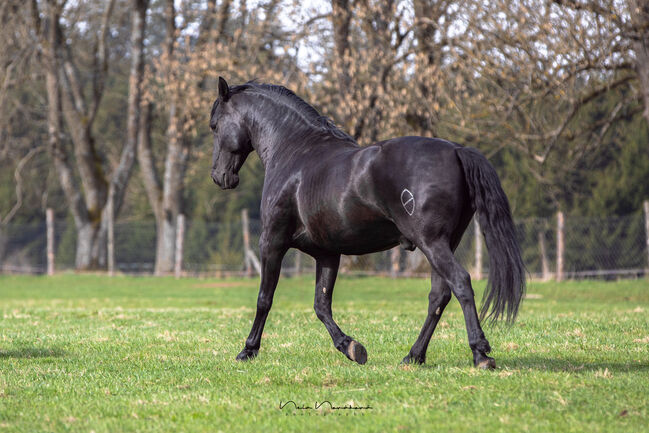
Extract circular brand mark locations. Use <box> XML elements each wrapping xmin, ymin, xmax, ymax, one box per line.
<box><xmin>400</xmin><ymin>189</ymin><xmax>415</xmax><ymax>216</ymax></box>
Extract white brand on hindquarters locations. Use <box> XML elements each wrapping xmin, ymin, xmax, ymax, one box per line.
<box><xmin>400</xmin><ymin>189</ymin><xmax>415</xmax><ymax>216</ymax></box>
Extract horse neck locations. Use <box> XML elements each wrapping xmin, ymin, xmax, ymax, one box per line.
<box><xmin>241</xmin><ymin>94</ymin><xmax>351</xmax><ymax>168</ymax></box>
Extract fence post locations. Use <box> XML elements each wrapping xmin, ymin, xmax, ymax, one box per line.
<box><xmin>107</xmin><ymin>197</ymin><xmax>115</xmax><ymax>277</ymax></box>
<box><xmin>474</xmin><ymin>219</ymin><xmax>483</xmax><ymax>280</ymax></box>
<box><xmin>538</xmin><ymin>230</ymin><xmax>550</xmax><ymax>281</ymax></box>
<box><xmin>556</xmin><ymin>211</ymin><xmax>564</xmax><ymax>282</ymax></box>
<box><xmin>294</xmin><ymin>251</ymin><xmax>302</xmax><ymax>277</ymax></box>
<box><xmin>390</xmin><ymin>247</ymin><xmax>400</xmax><ymax>278</ymax></box>
<box><xmin>174</xmin><ymin>213</ymin><xmax>185</xmax><ymax>278</ymax></box>
<box><xmin>46</xmin><ymin>208</ymin><xmax>54</xmax><ymax>276</ymax></box>
<box><xmin>241</xmin><ymin>208</ymin><xmax>251</xmax><ymax>277</ymax></box>
<box><xmin>644</xmin><ymin>200</ymin><xmax>649</xmax><ymax>273</ymax></box>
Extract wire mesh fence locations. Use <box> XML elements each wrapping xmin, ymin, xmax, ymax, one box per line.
<box><xmin>1</xmin><ymin>208</ymin><xmax>648</xmax><ymax>280</ymax></box>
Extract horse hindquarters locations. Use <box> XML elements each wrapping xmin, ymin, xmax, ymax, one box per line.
<box><xmin>408</xmin><ymin>146</ymin><xmax>524</xmax><ymax>367</ymax></box>
<box><xmin>376</xmin><ymin>141</ymin><xmax>493</xmax><ymax>367</ymax></box>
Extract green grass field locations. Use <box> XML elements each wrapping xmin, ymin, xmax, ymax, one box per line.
<box><xmin>0</xmin><ymin>274</ymin><xmax>648</xmax><ymax>432</ymax></box>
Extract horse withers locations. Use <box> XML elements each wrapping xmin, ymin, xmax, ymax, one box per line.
<box><xmin>210</xmin><ymin>77</ymin><xmax>525</xmax><ymax>369</ymax></box>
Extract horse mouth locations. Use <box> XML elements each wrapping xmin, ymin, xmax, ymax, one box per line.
<box><xmin>213</xmin><ymin>171</ymin><xmax>239</xmax><ymax>189</ymax></box>
<box><xmin>224</xmin><ymin>174</ymin><xmax>239</xmax><ymax>189</ymax></box>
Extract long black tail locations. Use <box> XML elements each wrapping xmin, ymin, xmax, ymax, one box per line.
<box><xmin>455</xmin><ymin>146</ymin><xmax>526</xmax><ymax>322</ymax></box>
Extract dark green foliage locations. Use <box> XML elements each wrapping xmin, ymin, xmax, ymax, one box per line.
<box><xmin>584</xmin><ymin>119</ymin><xmax>649</xmax><ymax>216</ymax></box>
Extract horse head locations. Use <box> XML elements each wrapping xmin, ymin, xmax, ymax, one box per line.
<box><xmin>210</xmin><ymin>77</ymin><xmax>253</xmax><ymax>189</ymax></box>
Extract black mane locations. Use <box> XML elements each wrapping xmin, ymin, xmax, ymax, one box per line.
<box><xmin>233</xmin><ymin>82</ymin><xmax>357</xmax><ymax>144</ymax></box>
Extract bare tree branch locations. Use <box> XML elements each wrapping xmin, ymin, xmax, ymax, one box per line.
<box><xmin>1</xmin><ymin>146</ymin><xmax>44</xmax><ymax>225</ymax></box>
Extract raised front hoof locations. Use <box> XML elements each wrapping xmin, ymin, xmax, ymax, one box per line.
<box><xmin>474</xmin><ymin>356</ymin><xmax>496</xmax><ymax>370</ymax></box>
<box><xmin>401</xmin><ymin>354</ymin><xmax>425</xmax><ymax>365</ymax></box>
<box><xmin>346</xmin><ymin>340</ymin><xmax>367</xmax><ymax>365</ymax></box>
<box><xmin>235</xmin><ymin>348</ymin><xmax>258</xmax><ymax>361</ymax></box>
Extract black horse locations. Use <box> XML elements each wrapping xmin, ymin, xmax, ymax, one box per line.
<box><xmin>210</xmin><ymin>77</ymin><xmax>525</xmax><ymax>369</ymax></box>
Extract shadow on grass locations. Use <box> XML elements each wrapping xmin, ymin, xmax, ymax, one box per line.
<box><xmin>405</xmin><ymin>355</ymin><xmax>649</xmax><ymax>373</ymax></box>
<box><xmin>0</xmin><ymin>347</ymin><xmax>65</xmax><ymax>359</ymax></box>
<box><xmin>499</xmin><ymin>356</ymin><xmax>649</xmax><ymax>373</ymax></box>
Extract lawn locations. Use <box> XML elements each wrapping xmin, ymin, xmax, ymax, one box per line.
<box><xmin>0</xmin><ymin>274</ymin><xmax>648</xmax><ymax>432</ymax></box>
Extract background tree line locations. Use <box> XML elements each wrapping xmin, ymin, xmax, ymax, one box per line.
<box><xmin>0</xmin><ymin>0</ymin><xmax>648</xmax><ymax>271</ymax></box>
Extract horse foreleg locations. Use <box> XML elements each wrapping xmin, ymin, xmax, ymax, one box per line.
<box><xmin>235</xmin><ymin>243</ymin><xmax>287</xmax><ymax>361</ymax></box>
<box><xmin>420</xmin><ymin>241</ymin><xmax>495</xmax><ymax>369</ymax></box>
<box><xmin>314</xmin><ymin>254</ymin><xmax>367</xmax><ymax>364</ymax></box>
<box><xmin>402</xmin><ymin>271</ymin><xmax>452</xmax><ymax>365</ymax></box>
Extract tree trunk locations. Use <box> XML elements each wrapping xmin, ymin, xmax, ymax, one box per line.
<box><xmin>630</xmin><ymin>0</ymin><xmax>649</xmax><ymax>130</ymax></box>
<box><xmin>0</xmin><ymin>227</ymin><xmax>8</xmax><ymax>267</ymax></box>
<box><xmin>140</xmin><ymin>0</ymin><xmax>213</xmax><ymax>274</ymax></box>
<box><xmin>97</xmin><ymin>0</ymin><xmax>149</xmax><ymax>269</ymax></box>
<box><xmin>37</xmin><ymin>0</ymin><xmax>92</xmax><ymax>268</ymax></box>
<box><xmin>155</xmin><ymin>215</ymin><xmax>177</xmax><ymax>274</ymax></box>
<box><xmin>155</xmin><ymin>113</ymin><xmax>190</xmax><ymax>274</ymax></box>
<box><xmin>136</xmin><ymin>100</ymin><xmax>177</xmax><ymax>275</ymax></box>
<box><xmin>34</xmin><ymin>0</ymin><xmax>148</xmax><ymax>270</ymax></box>
<box><xmin>331</xmin><ymin>0</ymin><xmax>352</xmax><ymax>91</ymax></box>
<box><xmin>75</xmin><ymin>222</ymin><xmax>104</xmax><ymax>269</ymax></box>
<box><xmin>412</xmin><ymin>0</ymin><xmax>441</xmax><ymax>136</ymax></box>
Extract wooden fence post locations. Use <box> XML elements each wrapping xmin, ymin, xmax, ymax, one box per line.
<box><xmin>390</xmin><ymin>247</ymin><xmax>401</xmax><ymax>278</ymax></box>
<box><xmin>46</xmin><ymin>208</ymin><xmax>54</xmax><ymax>276</ymax></box>
<box><xmin>474</xmin><ymin>219</ymin><xmax>483</xmax><ymax>280</ymax></box>
<box><xmin>241</xmin><ymin>209</ymin><xmax>252</xmax><ymax>277</ymax></box>
<box><xmin>538</xmin><ymin>230</ymin><xmax>550</xmax><ymax>281</ymax></box>
<box><xmin>174</xmin><ymin>213</ymin><xmax>185</xmax><ymax>278</ymax></box>
<box><xmin>556</xmin><ymin>211</ymin><xmax>564</xmax><ymax>282</ymax></box>
<box><xmin>644</xmin><ymin>200</ymin><xmax>649</xmax><ymax>273</ymax></box>
<box><xmin>294</xmin><ymin>251</ymin><xmax>302</xmax><ymax>277</ymax></box>
<box><xmin>107</xmin><ymin>197</ymin><xmax>115</xmax><ymax>276</ymax></box>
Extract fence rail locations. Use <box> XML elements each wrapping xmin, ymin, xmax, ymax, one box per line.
<box><xmin>1</xmin><ymin>202</ymin><xmax>649</xmax><ymax>280</ymax></box>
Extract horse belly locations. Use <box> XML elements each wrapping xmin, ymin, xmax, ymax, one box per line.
<box><xmin>301</xmin><ymin>207</ymin><xmax>400</xmax><ymax>255</ymax></box>
<box><xmin>340</xmin><ymin>220</ymin><xmax>401</xmax><ymax>254</ymax></box>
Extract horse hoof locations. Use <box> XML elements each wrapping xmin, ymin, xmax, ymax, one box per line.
<box><xmin>401</xmin><ymin>354</ymin><xmax>424</xmax><ymax>365</ymax></box>
<box><xmin>347</xmin><ymin>340</ymin><xmax>367</xmax><ymax>365</ymax></box>
<box><xmin>235</xmin><ymin>348</ymin><xmax>258</xmax><ymax>361</ymax></box>
<box><xmin>475</xmin><ymin>356</ymin><xmax>496</xmax><ymax>370</ymax></box>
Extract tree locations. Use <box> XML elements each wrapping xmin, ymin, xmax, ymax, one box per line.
<box><xmin>139</xmin><ymin>0</ymin><xmax>306</xmax><ymax>274</ymax></box>
<box><xmin>315</xmin><ymin>0</ymin><xmax>474</xmax><ymax>145</ymax></box>
<box><xmin>446</xmin><ymin>0</ymin><xmax>648</xmax><ymax>210</ymax></box>
<box><xmin>137</xmin><ymin>0</ymin><xmax>195</xmax><ymax>275</ymax></box>
<box><xmin>29</xmin><ymin>0</ymin><xmax>149</xmax><ymax>269</ymax></box>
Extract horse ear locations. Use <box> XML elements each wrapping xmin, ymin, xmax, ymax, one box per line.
<box><xmin>218</xmin><ymin>77</ymin><xmax>230</xmax><ymax>101</ymax></box>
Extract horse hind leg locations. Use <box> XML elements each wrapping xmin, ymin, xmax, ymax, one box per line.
<box><xmin>314</xmin><ymin>254</ymin><xmax>367</xmax><ymax>364</ymax></box>
<box><xmin>419</xmin><ymin>240</ymin><xmax>495</xmax><ymax>369</ymax></box>
<box><xmin>402</xmin><ymin>270</ymin><xmax>452</xmax><ymax>365</ymax></box>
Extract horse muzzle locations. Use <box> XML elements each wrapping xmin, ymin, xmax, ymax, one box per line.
<box><xmin>212</xmin><ymin>169</ymin><xmax>239</xmax><ymax>190</ymax></box>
